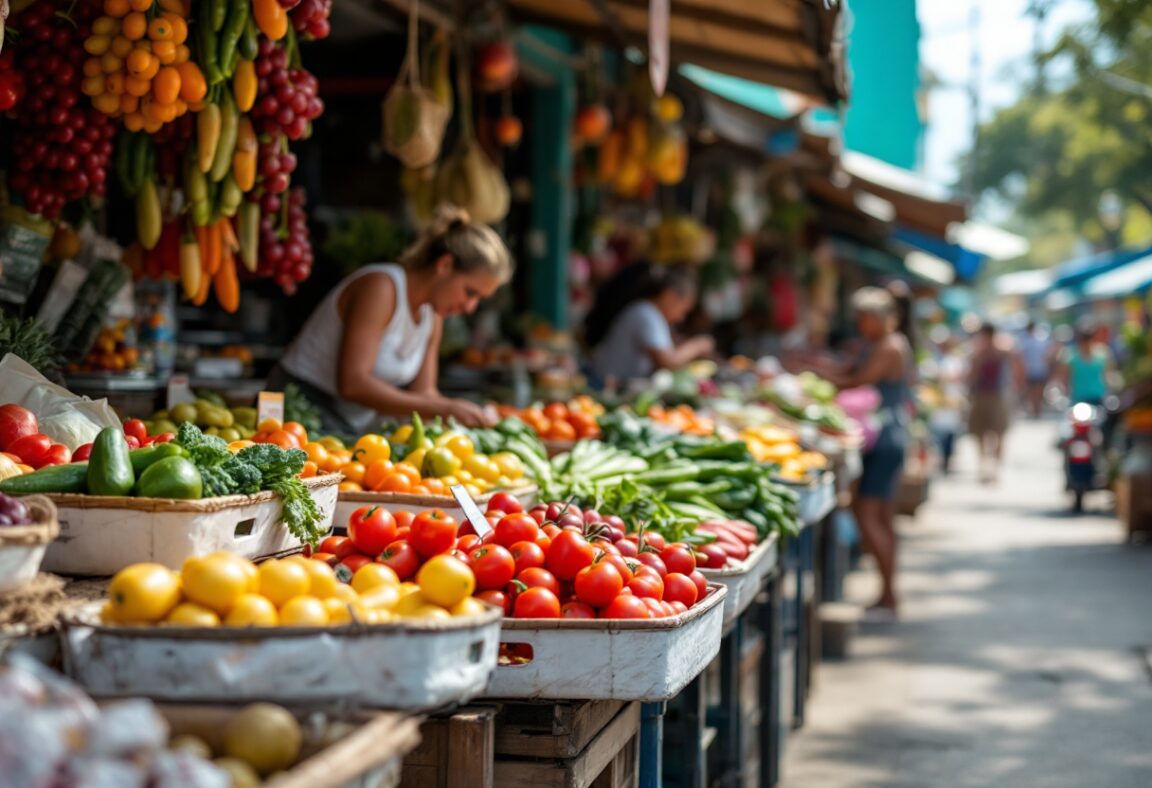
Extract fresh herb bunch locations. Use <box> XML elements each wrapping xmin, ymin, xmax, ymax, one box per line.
<box><xmin>0</xmin><ymin>314</ymin><xmax>62</xmax><ymax>375</ymax></box>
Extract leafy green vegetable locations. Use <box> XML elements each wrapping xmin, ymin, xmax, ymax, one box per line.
<box><xmin>0</xmin><ymin>314</ymin><xmax>62</xmax><ymax>375</ymax></box>
<box><xmin>236</xmin><ymin>443</ymin><xmax>324</xmax><ymax>546</ymax></box>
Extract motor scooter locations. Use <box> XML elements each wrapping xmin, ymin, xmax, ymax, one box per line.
<box><xmin>1060</xmin><ymin>402</ymin><xmax>1109</xmax><ymax>512</ymax></box>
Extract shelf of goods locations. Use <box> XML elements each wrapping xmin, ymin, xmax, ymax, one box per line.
<box><xmin>484</xmin><ymin>585</ymin><xmax>727</xmax><ymax>702</ymax></box>
<box><xmin>40</xmin><ymin>474</ymin><xmax>340</xmax><ymax>576</ymax></box>
<box><xmin>61</xmin><ymin>602</ymin><xmax>503</xmax><ymax>711</ymax></box>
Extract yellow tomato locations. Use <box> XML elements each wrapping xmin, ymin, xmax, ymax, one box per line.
<box><xmin>435</xmin><ymin>432</ymin><xmax>474</xmax><ymax>460</ymax></box>
<box><xmin>108</xmin><ymin>562</ymin><xmax>181</xmax><ymax>623</ymax></box>
<box><xmin>257</xmin><ymin>417</ymin><xmax>282</xmax><ymax>433</ymax></box>
<box><xmin>448</xmin><ymin>596</ymin><xmax>488</xmax><ymax>618</ymax></box>
<box><xmin>357</xmin><ymin>584</ymin><xmax>401</xmax><ymax>611</ymax></box>
<box><xmin>393</xmin><ymin>586</ymin><xmax>429</xmax><ymax>616</ymax></box>
<box><xmin>181</xmin><ymin>554</ymin><xmax>250</xmax><ymax>615</ymax></box>
<box><xmin>279</xmin><ymin>595</ymin><xmax>329</xmax><ymax>626</ymax></box>
<box><xmin>165</xmin><ymin>602</ymin><xmax>221</xmax><ymax>627</ymax></box>
<box><xmin>401</xmin><ymin>604</ymin><xmax>451</xmax><ymax>621</ymax></box>
<box><xmin>463</xmin><ymin>483</ymin><xmax>483</xmax><ymax>499</ymax></box>
<box><xmin>331</xmin><ymin>583</ymin><xmax>358</xmax><ymax>602</ymax></box>
<box><xmin>323</xmin><ymin>597</ymin><xmax>359</xmax><ymax>625</ymax></box>
<box><xmin>491</xmin><ymin>452</ymin><xmax>525</xmax><ymax>480</ymax></box>
<box><xmin>463</xmin><ymin>454</ymin><xmax>500</xmax><ymax>483</ymax></box>
<box><xmin>416</xmin><ymin>555</ymin><xmax>475</xmax><ymax>607</ymax></box>
<box><xmin>352</xmin><ymin>434</ymin><xmax>391</xmax><ymax>465</ymax></box>
<box><xmin>390</xmin><ymin>425</ymin><xmax>413</xmax><ymax>445</ymax></box>
<box><xmin>456</xmin><ymin>470</ymin><xmax>474</xmax><ymax>484</ymax></box>
<box><xmin>224</xmin><ymin>594</ymin><xmax>279</xmax><ymax>627</ymax></box>
<box><xmin>317</xmin><ymin>435</ymin><xmax>346</xmax><ymax>452</ymax></box>
<box><xmin>303</xmin><ymin>441</ymin><xmax>330</xmax><ymax>467</ymax></box>
<box><xmin>351</xmin><ymin>563</ymin><xmax>400</xmax><ymax>594</ymax></box>
<box><xmin>341</xmin><ymin>461</ymin><xmax>366</xmax><ymax>486</ymax></box>
<box><xmin>99</xmin><ymin>601</ymin><xmax>118</xmax><ymax>624</ymax></box>
<box><xmin>297</xmin><ymin>559</ymin><xmax>340</xmax><ymax>599</ymax></box>
<box><xmin>257</xmin><ymin>560</ymin><xmax>311</xmax><ymax>607</ymax></box>
<box><xmin>228</xmin><ymin>439</ymin><xmax>255</xmax><ymax>452</ymax></box>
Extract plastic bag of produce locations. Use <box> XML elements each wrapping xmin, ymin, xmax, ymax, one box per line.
<box><xmin>381</xmin><ymin>1</ymin><xmax>449</xmax><ymax>168</ymax></box>
<box><xmin>0</xmin><ymin>353</ymin><xmax>120</xmax><ymax>449</ymax></box>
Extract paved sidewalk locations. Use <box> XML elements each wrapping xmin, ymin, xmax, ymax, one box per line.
<box><xmin>781</xmin><ymin>420</ymin><xmax>1152</xmax><ymax>788</ymax></box>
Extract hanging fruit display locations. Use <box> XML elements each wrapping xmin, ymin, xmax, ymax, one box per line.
<box><xmin>474</xmin><ymin>40</ymin><xmax>517</xmax><ymax>92</ymax></box>
<box><xmin>7</xmin><ymin>0</ymin><xmax>117</xmax><ymax>219</ymax></box>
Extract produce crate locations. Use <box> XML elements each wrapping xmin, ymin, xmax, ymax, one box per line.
<box><xmin>333</xmin><ymin>484</ymin><xmax>539</xmax><ymax>531</ymax></box>
<box><xmin>61</xmin><ymin>602</ymin><xmax>502</xmax><ymax>710</ymax></box>
<box><xmin>485</xmin><ymin>585</ymin><xmax>727</xmax><ymax>702</ymax></box>
<box><xmin>776</xmin><ymin>472</ymin><xmax>836</xmax><ymax>525</ymax></box>
<box><xmin>156</xmin><ymin>703</ymin><xmax>421</xmax><ymax>788</ymax></box>
<box><xmin>699</xmin><ymin>535</ymin><xmax>779</xmax><ymax>630</ymax></box>
<box><xmin>40</xmin><ymin>474</ymin><xmax>340</xmax><ymax>576</ymax></box>
<box><xmin>0</xmin><ymin>496</ymin><xmax>58</xmax><ymax>593</ymax></box>
<box><xmin>402</xmin><ymin>700</ymin><xmax>639</xmax><ymax>788</ymax></box>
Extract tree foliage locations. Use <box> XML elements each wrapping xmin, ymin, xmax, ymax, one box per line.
<box><xmin>972</xmin><ymin>1</ymin><xmax>1152</xmax><ymax>238</ymax></box>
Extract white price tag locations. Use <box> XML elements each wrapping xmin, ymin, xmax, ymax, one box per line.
<box><xmin>451</xmin><ymin>484</ymin><xmax>493</xmax><ymax>538</ymax></box>
<box><xmin>166</xmin><ymin>375</ymin><xmax>195</xmax><ymax>409</ymax></box>
<box><xmin>257</xmin><ymin>391</ymin><xmax>285</xmax><ymax>425</ymax></box>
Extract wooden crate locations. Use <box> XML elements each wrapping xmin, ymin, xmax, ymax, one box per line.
<box><xmin>401</xmin><ymin>701</ymin><xmax>640</xmax><ymax>788</ymax></box>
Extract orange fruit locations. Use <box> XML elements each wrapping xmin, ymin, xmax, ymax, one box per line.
<box><xmin>380</xmin><ymin>473</ymin><xmax>413</xmax><ymax>494</ymax></box>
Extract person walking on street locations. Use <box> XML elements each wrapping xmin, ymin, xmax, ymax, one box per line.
<box><xmin>1018</xmin><ymin>321</ymin><xmax>1052</xmax><ymax>417</ymax></box>
<box><xmin>927</xmin><ymin>330</ymin><xmax>967</xmax><ymax>474</ymax></box>
<box><xmin>1062</xmin><ymin>319</ymin><xmax>1114</xmax><ymax>406</ymax></box>
<box><xmin>968</xmin><ymin>323</ymin><xmax>1024</xmax><ymax>484</ymax></box>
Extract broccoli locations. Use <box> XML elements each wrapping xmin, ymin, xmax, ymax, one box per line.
<box><xmin>236</xmin><ymin>444</ymin><xmax>324</xmax><ymax>546</ymax></box>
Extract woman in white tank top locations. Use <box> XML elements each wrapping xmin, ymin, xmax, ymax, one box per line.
<box><xmin>272</xmin><ymin>206</ymin><xmax>513</xmax><ymax>434</ymax></box>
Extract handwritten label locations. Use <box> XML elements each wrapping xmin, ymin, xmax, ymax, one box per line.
<box><xmin>257</xmin><ymin>391</ymin><xmax>285</xmax><ymax>425</ymax></box>
<box><xmin>166</xmin><ymin>375</ymin><xmax>194</xmax><ymax>409</ymax></box>
<box><xmin>451</xmin><ymin>484</ymin><xmax>493</xmax><ymax>538</ymax></box>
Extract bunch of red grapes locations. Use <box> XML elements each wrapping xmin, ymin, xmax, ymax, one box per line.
<box><xmin>151</xmin><ymin>114</ymin><xmax>195</xmax><ymax>182</ymax></box>
<box><xmin>7</xmin><ymin>1</ymin><xmax>116</xmax><ymax>219</ymax></box>
<box><xmin>258</xmin><ymin>187</ymin><xmax>314</xmax><ymax>295</ymax></box>
<box><xmin>251</xmin><ymin>137</ymin><xmax>297</xmax><ymax>209</ymax></box>
<box><xmin>289</xmin><ymin>0</ymin><xmax>333</xmax><ymax>40</ymax></box>
<box><xmin>251</xmin><ymin>39</ymin><xmax>324</xmax><ymax>142</ymax></box>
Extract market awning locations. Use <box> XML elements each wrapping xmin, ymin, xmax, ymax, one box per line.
<box><xmin>1083</xmin><ymin>252</ymin><xmax>1152</xmax><ymax>299</ymax></box>
<box><xmin>992</xmin><ymin>269</ymin><xmax>1053</xmax><ymax>298</ymax></box>
<box><xmin>1049</xmin><ymin>243</ymin><xmax>1152</xmax><ymax>290</ymax></box>
<box><xmin>904</xmin><ymin>251</ymin><xmax>955</xmax><ymax>287</ymax></box>
<box><xmin>841</xmin><ymin>151</ymin><xmax>967</xmax><ymax>238</ymax></box>
<box><xmin>948</xmin><ymin>222</ymin><xmax>1029</xmax><ymax>262</ymax></box>
<box><xmin>504</xmin><ymin>0</ymin><xmax>847</xmax><ymax>104</ymax></box>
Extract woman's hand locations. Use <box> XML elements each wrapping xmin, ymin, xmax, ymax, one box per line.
<box><xmin>446</xmin><ymin>399</ymin><xmax>498</xmax><ymax>428</ymax></box>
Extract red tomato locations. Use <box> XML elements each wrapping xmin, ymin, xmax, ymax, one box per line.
<box><xmin>601</xmin><ymin>595</ymin><xmax>651</xmax><ymax>619</ymax></box>
<box><xmin>9</xmin><ymin>433</ymin><xmax>51</xmax><ymax>467</ymax></box>
<box><xmin>348</xmin><ymin>506</ymin><xmax>397</xmax><ymax>556</ymax></box>
<box><xmin>597</xmin><ymin>541</ymin><xmax>621</xmax><ymax>556</ymax></box>
<box><xmin>123</xmin><ymin>418</ymin><xmax>148</xmax><ymax>442</ymax></box>
<box><xmin>151</xmin><ymin>432</ymin><xmax>175</xmax><ymax>444</ymax></box>
<box><xmin>456</xmin><ymin>534</ymin><xmax>482</xmax><ymax>553</ymax></box>
<box><xmin>659</xmin><ymin>600</ymin><xmax>679</xmax><ymax>617</ymax></box>
<box><xmin>124</xmin><ymin>435</ymin><xmax>141</xmax><ymax>450</ymax></box>
<box><xmin>72</xmin><ymin>443</ymin><xmax>93</xmax><ymax>462</ymax></box>
<box><xmin>477</xmin><ymin>589</ymin><xmax>512</xmax><ymax>615</ymax></box>
<box><xmin>379</xmin><ymin>539</ymin><xmax>421</xmax><ymax>580</ymax></box>
<box><xmin>696</xmin><ymin>543</ymin><xmax>729</xmax><ymax>569</ymax></box>
<box><xmin>638</xmin><ymin>532</ymin><xmax>666</xmax><ymax>551</ymax></box>
<box><xmin>662</xmin><ymin>573</ymin><xmax>699</xmax><ymax>608</ymax></box>
<box><xmin>484</xmin><ymin>514</ymin><xmax>502</xmax><ymax>531</ymax></box>
<box><xmin>643</xmin><ymin>598</ymin><xmax>668</xmax><ymax>618</ymax></box>
<box><xmin>514</xmin><ymin>587</ymin><xmax>561</xmax><ymax>618</ymax></box>
<box><xmin>603</xmin><ymin>555</ymin><xmax>635</xmax><ymax>583</ymax></box>
<box><xmin>546</xmin><ymin>531</ymin><xmax>595</xmax><ymax>581</ymax></box>
<box><xmin>0</xmin><ymin>404</ymin><xmax>38</xmax><ymax>452</ymax></box>
<box><xmin>542</xmin><ymin>524</ymin><xmax>562</xmax><ymax>539</ymax></box>
<box><xmin>616</xmin><ymin>538</ymin><xmax>639</xmax><ymax>558</ymax></box>
<box><xmin>560</xmin><ymin>601</ymin><xmax>597</xmax><ymax>619</ymax></box>
<box><xmin>534</xmin><ymin>530</ymin><xmax>553</xmax><ymax>551</ymax></box>
<box><xmin>457</xmin><ymin>518</ymin><xmax>477</xmax><ymax>537</ymax></box>
<box><xmin>516</xmin><ymin>567</ymin><xmax>560</xmax><ymax>595</ymax></box>
<box><xmin>510</xmin><ymin>541</ymin><xmax>546</xmax><ymax>574</ymax></box>
<box><xmin>668</xmin><ymin>600</ymin><xmax>689</xmax><ymax>615</ymax></box>
<box><xmin>529</xmin><ymin>509</ymin><xmax>546</xmax><ymax>525</ymax></box>
<box><xmin>451</xmin><ymin>548</ymin><xmax>473</xmax><ymax>566</ymax></box>
<box><xmin>660</xmin><ymin>544</ymin><xmax>697</xmax><ymax>575</ymax></box>
<box><xmin>338</xmin><ymin>554</ymin><xmax>373</xmax><ymax>576</ymax></box>
<box><xmin>394</xmin><ymin>526</ymin><xmax>411</xmax><ymax>543</ymax></box>
<box><xmin>636</xmin><ymin>552</ymin><xmax>668</xmax><ymax>577</ymax></box>
<box><xmin>393</xmin><ymin>511</ymin><xmax>415</xmax><ymax>530</ymax></box>
<box><xmin>40</xmin><ymin>444</ymin><xmax>71</xmax><ymax>467</ymax></box>
<box><xmin>319</xmin><ymin>535</ymin><xmax>356</xmax><ymax>560</ymax></box>
<box><xmin>574</xmin><ymin>561</ymin><xmax>624</xmax><ymax>608</ymax></box>
<box><xmin>311</xmin><ymin>552</ymin><xmax>340</xmax><ymax>567</ymax></box>
<box><xmin>410</xmin><ymin>510</ymin><xmax>458</xmax><ymax>557</ymax></box>
<box><xmin>487</xmin><ymin>491</ymin><xmax>523</xmax><ymax>515</ymax></box>
<box><xmin>494</xmin><ymin>513</ymin><xmax>540</xmax><ymax>547</ymax></box>
<box><xmin>628</xmin><ymin>573</ymin><xmax>664</xmax><ymax>600</ymax></box>
<box><xmin>689</xmin><ymin>570</ymin><xmax>708</xmax><ymax>601</ymax></box>
<box><xmin>470</xmin><ymin>545</ymin><xmax>516</xmax><ymax>591</ymax></box>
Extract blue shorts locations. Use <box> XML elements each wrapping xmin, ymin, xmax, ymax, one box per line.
<box><xmin>858</xmin><ymin>442</ymin><xmax>905</xmax><ymax>501</ymax></box>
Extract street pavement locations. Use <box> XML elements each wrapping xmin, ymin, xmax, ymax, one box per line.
<box><xmin>780</xmin><ymin>418</ymin><xmax>1152</xmax><ymax>788</ymax></box>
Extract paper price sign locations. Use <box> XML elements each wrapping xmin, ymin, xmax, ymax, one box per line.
<box><xmin>257</xmin><ymin>391</ymin><xmax>285</xmax><ymax>425</ymax></box>
<box><xmin>166</xmin><ymin>375</ymin><xmax>194</xmax><ymax>409</ymax></box>
<box><xmin>451</xmin><ymin>484</ymin><xmax>493</xmax><ymax>538</ymax></box>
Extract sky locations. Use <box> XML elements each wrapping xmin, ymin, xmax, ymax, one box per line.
<box><xmin>918</xmin><ymin>0</ymin><xmax>1093</xmax><ymax>196</ymax></box>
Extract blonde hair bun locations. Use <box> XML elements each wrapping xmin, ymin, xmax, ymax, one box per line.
<box><xmin>400</xmin><ymin>203</ymin><xmax>513</xmax><ymax>283</ymax></box>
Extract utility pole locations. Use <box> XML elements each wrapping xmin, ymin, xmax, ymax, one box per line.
<box><xmin>963</xmin><ymin>0</ymin><xmax>981</xmax><ymax>198</ymax></box>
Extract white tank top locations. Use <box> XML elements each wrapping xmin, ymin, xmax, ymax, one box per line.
<box><xmin>281</xmin><ymin>264</ymin><xmax>435</xmax><ymax>430</ymax></box>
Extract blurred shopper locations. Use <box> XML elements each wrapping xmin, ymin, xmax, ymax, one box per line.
<box><xmin>585</xmin><ymin>263</ymin><xmax>714</xmax><ymax>389</ymax></box>
<box><xmin>968</xmin><ymin>323</ymin><xmax>1025</xmax><ymax>483</ymax></box>
<box><xmin>820</xmin><ymin>288</ymin><xmax>911</xmax><ymax>621</ymax></box>
<box><xmin>1017</xmin><ymin>320</ymin><xmax>1052</xmax><ymax>417</ymax></box>
<box><xmin>927</xmin><ymin>329</ymin><xmax>968</xmax><ymax>474</ymax></box>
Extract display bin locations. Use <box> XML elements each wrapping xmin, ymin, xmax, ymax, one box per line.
<box><xmin>332</xmin><ymin>484</ymin><xmax>538</xmax><ymax>533</ymax></box>
<box><xmin>776</xmin><ymin>472</ymin><xmax>837</xmax><ymax>525</ymax></box>
<box><xmin>61</xmin><ymin>602</ymin><xmax>502</xmax><ymax>710</ymax></box>
<box><xmin>401</xmin><ymin>700</ymin><xmax>639</xmax><ymax>788</ymax></box>
<box><xmin>38</xmin><ymin>474</ymin><xmax>340</xmax><ymax>576</ymax></box>
<box><xmin>485</xmin><ymin>585</ymin><xmax>727</xmax><ymax>702</ymax></box>
<box><xmin>154</xmin><ymin>703</ymin><xmax>421</xmax><ymax>788</ymax></box>
<box><xmin>0</xmin><ymin>496</ymin><xmax>58</xmax><ymax>593</ymax></box>
<box><xmin>698</xmin><ymin>535</ymin><xmax>779</xmax><ymax>630</ymax></box>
